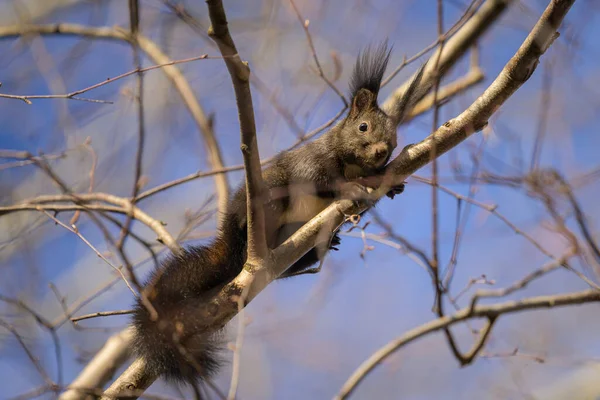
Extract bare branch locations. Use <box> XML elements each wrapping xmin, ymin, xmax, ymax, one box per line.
<box><xmin>335</xmin><ymin>289</ymin><xmax>600</xmax><ymax>399</ymax></box>
<box><xmin>206</xmin><ymin>0</ymin><xmax>268</xmax><ymax>261</ymax></box>
<box><xmin>0</xmin><ymin>319</ymin><xmax>57</xmax><ymax>389</ymax></box>
<box><xmin>288</xmin><ymin>0</ymin><xmax>348</xmax><ymax>107</ymax></box>
<box><xmin>59</xmin><ymin>328</ymin><xmax>134</xmax><ymax>400</ymax></box>
<box><xmin>227</xmin><ymin>279</ymin><xmax>253</xmax><ymax>400</ymax></box>
<box><xmin>71</xmin><ymin>310</ymin><xmax>134</xmax><ymax>323</ymax></box>
<box><xmin>0</xmin><ymin>23</ymin><xmax>230</xmax><ymax>221</ymax></box>
<box><xmin>0</xmin><ymin>294</ymin><xmax>63</xmax><ymax>388</ymax></box>
<box><xmin>0</xmin><ymin>55</ymin><xmax>214</xmax><ymax>104</ymax></box>
<box><xmin>37</xmin><ymin>209</ymin><xmax>138</xmax><ymax>297</ymax></box>
<box><xmin>1</xmin><ymin>192</ymin><xmax>180</xmax><ymax>253</ymax></box>
<box><xmin>382</xmin><ymin>0</ymin><xmax>512</xmax><ymax>120</ymax></box>
<box><xmin>408</xmin><ymin>65</ymin><xmax>484</xmax><ymax>120</ymax></box>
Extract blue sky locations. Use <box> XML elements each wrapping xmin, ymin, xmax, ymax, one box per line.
<box><xmin>1</xmin><ymin>1</ymin><xmax>600</xmax><ymax>399</ymax></box>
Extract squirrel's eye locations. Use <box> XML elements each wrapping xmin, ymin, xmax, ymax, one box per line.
<box><xmin>359</xmin><ymin>122</ymin><xmax>368</xmax><ymax>132</ymax></box>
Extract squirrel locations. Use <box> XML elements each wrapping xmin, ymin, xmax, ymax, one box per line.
<box><xmin>131</xmin><ymin>41</ymin><xmax>426</xmax><ymax>386</ymax></box>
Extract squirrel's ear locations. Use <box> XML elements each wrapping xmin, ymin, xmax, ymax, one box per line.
<box><xmin>350</xmin><ymin>88</ymin><xmax>376</xmax><ymax>118</ymax></box>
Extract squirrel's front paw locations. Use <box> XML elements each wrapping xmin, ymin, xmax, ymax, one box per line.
<box><xmin>386</xmin><ymin>183</ymin><xmax>406</xmax><ymax>199</ymax></box>
<box><xmin>341</xmin><ymin>182</ymin><xmax>375</xmax><ymax>203</ymax></box>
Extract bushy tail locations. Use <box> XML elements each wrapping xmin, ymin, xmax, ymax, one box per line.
<box><xmin>131</xmin><ymin>216</ymin><xmax>246</xmax><ymax>383</ymax></box>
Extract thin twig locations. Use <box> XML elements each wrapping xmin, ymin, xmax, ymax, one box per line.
<box><xmin>381</xmin><ymin>0</ymin><xmax>483</xmax><ymax>88</ymax></box>
<box><xmin>287</xmin><ymin>0</ymin><xmax>348</xmax><ymax>107</ymax></box>
<box><xmin>69</xmin><ymin>139</ymin><xmax>97</xmax><ymax>225</ymax></box>
<box><xmin>0</xmin><ymin>294</ymin><xmax>63</xmax><ymax>387</ymax></box>
<box><xmin>0</xmin><ymin>22</ymin><xmax>231</xmax><ymax>223</ymax></box>
<box><xmin>530</xmin><ymin>60</ymin><xmax>553</xmax><ymax>171</ymax></box>
<box><xmin>0</xmin><ymin>55</ymin><xmax>214</xmax><ymax>104</ymax></box>
<box><xmin>1</xmin><ymin>192</ymin><xmax>180</xmax><ymax>253</ymax></box>
<box><xmin>37</xmin><ymin>208</ymin><xmax>138</xmax><ymax>296</ymax></box>
<box><xmin>71</xmin><ymin>310</ymin><xmax>135</xmax><ymax>323</ymax></box>
<box><xmin>0</xmin><ymin>319</ymin><xmax>56</xmax><ymax>388</ymax></box>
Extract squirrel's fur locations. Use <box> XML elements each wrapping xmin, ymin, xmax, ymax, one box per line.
<box><xmin>131</xmin><ymin>42</ymin><xmax>426</xmax><ymax>385</ymax></box>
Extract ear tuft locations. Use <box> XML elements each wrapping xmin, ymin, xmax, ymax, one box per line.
<box><xmin>393</xmin><ymin>62</ymin><xmax>427</xmax><ymax>124</ymax></box>
<box><xmin>350</xmin><ymin>88</ymin><xmax>375</xmax><ymax>118</ymax></box>
<box><xmin>349</xmin><ymin>41</ymin><xmax>392</xmax><ymax>99</ymax></box>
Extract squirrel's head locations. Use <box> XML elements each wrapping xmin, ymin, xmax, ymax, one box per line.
<box><xmin>335</xmin><ymin>41</ymin><xmax>426</xmax><ymax>177</ymax></box>
<box><xmin>339</xmin><ymin>88</ymin><xmax>396</xmax><ymax>174</ymax></box>
<box><xmin>335</xmin><ymin>41</ymin><xmax>395</xmax><ymax>176</ymax></box>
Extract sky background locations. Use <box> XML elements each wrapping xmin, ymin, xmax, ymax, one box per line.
<box><xmin>1</xmin><ymin>0</ymin><xmax>600</xmax><ymax>399</ymax></box>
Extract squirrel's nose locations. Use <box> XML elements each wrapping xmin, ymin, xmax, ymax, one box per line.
<box><xmin>374</xmin><ymin>145</ymin><xmax>388</xmax><ymax>160</ymax></box>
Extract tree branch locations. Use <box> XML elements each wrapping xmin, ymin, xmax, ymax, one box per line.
<box><xmin>0</xmin><ymin>23</ymin><xmax>231</xmax><ymax>221</ymax></box>
<box><xmin>382</xmin><ymin>0</ymin><xmax>512</xmax><ymax>120</ymax></box>
<box><xmin>0</xmin><ymin>192</ymin><xmax>180</xmax><ymax>253</ymax></box>
<box><xmin>206</xmin><ymin>0</ymin><xmax>268</xmax><ymax>261</ymax></box>
<box><xmin>59</xmin><ymin>328</ymin><xmax>134</xmax><ymax>400</ymax></box>
<box><xmin>335</xmin><ymin>288</ymin><xmax>600</xmax><ymax>399</ymax></box>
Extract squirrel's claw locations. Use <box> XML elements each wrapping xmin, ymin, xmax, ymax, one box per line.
<box><xmin>386</xmin><ymin>183</ymin><xmax>406</xmax><ymax>199</ymax></box>
<box><xmin>329</xmin><ymin>233</ymin><xmax>341</xmax><ymax>251</ymax></box>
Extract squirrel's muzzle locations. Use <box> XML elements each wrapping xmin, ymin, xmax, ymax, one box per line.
<box><xmin>371</xmin><ymin>142</ymin><xmax>390</xmax><ymax>167</ymax></box>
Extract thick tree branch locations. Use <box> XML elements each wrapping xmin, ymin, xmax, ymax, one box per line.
<box><xmin>206</xmin><ymin>0</ymin><xmax>268</xmax><ymax>261</ymax></box>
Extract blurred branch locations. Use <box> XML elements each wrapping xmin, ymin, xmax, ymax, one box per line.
<box><xmin>288</xmin><ymin>0</ymin><xmax>348</xmax><ymax>107</ymax></box>
<box><xmin>0</xmin><ymin>23</ymin><xmax>231</xmax><ymax>222</ymax></box>
<box><xmin>411</xmin><ymin>175</ymin><xmax>555</xmax><ymax>258</ymax></box>
<box><xmin>430</xmin><ymin>0</ymin><xmax>447</xmax><ymax>321</ymax></box>
<box><xmin>382</xmin><ymin>0</ymin><xmax>512</xmax><ymax>120</ymax></box>
<box><xmin>69</xmin><ymin>140</ymin><xmax>97</xmax><ymax>226</ymax></box>
<box><xmin>336</xmin><ymin>289</ymin><xmax>600</xmax><ymax>399</ymax></box>
<box><xmin>553</xmin><ymin>172</ymin><xmax>600</xmax><ymax>266</ymax></box>
<box><xmin>0</xmin><ymin>192</ymin><xmax>180</xmax><ymax>252</ymax></box>
<box><xmin>37</xmin><ymin>209</ymin><xmax>138</xmax><ymax>296</ymax></box>
<box><xmin>227</xmin><ymin>281</ymin><xmax>253</xmax><ymax>400</ymax></box>
<box><xmin>60</xmin><ymin>328</ymin><xmax>134</xmax><ymax>400</ymax></box>
<box><xmin>529</xmin><ymin>60</ymin><xmax>553</xmax><ymax>171</ymax></box>
<box><xmin>0</xmin><ymin>319</ymin><xmax>57</xmax><ymax>390</ymax></box>
<box><xmin>469</xmin><ymin>249</ymin><xmax>580</xmax><ymax>308</ymax></box>
<box><xmin>0</xmin><ymin>294</ymin><xmax>63</xmax><ymax>389</ymax></box>
<box><xmin>408</xmin><ymin>64</ymin><xmax>484</xmax><ymax>120</ymax></box>
<box><xmin>0</xmin><ymin>54</ymin><xmax>211</xmax><ymax>104</ymax></box>
<box><xmin>114</xmin><ymin>0</ymin><xmax>147</xmax><ymax>300</ymax></box>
